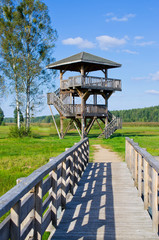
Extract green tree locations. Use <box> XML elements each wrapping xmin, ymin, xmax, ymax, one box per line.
<box><xmin>0</xmin><ymin>75</ymin><xmax>5</xmax><ymax>97</ymax></box>
<box><xmin>0</xmin><ymin>107</ymin><xmax>4</xmax><ymax>125</ymax></box>
<box><xmin>16</xmin><ymin>0</ymin><xmax>57</xmax><ymax>128</ymax></box>
<box><xmin>0</xmin><ymin>0</ymin><xmax>23</xmax><ymax>128</ymax></box>
<box><xmin>0</xmin><ymin>0</ymin><xmax>57</xmax><ymax>130</ymax></box>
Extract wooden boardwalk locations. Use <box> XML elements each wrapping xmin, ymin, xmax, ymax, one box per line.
<box><xmin>51</xmin><ymin>146</ymin><xmax>159</xmax><ymax>240</ymax></box>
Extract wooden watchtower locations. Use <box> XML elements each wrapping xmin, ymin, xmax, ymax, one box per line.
<box><xmin>47</xmin><ymin>52</ymin><xmax>122</xmax><ymax>139</ymax></box>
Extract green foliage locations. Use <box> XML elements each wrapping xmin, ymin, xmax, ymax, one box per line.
<box><xmin>0</xmin><ymin>107</ymin><xmax>4</xmax><ymax>125</ymax></box>
<box><xmin>9</xmin><ymin>125</ymin><xmax>32</xmax><ymax>138</ymax></box>
<box><xmin>112</xmin><ymin>105</ymin><xmax>159</xmax><ymax>122</ymax></box>
<box><xmin>0</xmin><ymin>0</ymin><xmax>57</xmax><ymax>128</ymax></box>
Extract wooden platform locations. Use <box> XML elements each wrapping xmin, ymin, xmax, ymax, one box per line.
<box><xmin>51</xmin><ymin>162</ymin><xmax>159</xmax><ymax>240</ymax></box>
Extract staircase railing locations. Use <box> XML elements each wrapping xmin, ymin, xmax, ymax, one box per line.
<box><xmin>98</xmin><ymin>112</ymin><xmax>122</xmax><ymax>138</ymax></box>
<box><xmin>54</xmin><ymin>88</ymin><xmax>60</xmax><ymax>97</ymax></box>
<box><xmin>47</xmin><ymin>92</ymin><xmax>71</xmax><ymax>116</ymax></box>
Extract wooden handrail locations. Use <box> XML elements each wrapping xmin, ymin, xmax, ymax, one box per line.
<box><xmin>0</xmin><ymin>138</ymin><xmax>89</xmax><ymax>239</ymax></box>
<box><xmin>60</xmin><ymin>75</ymin><xmax>121</xmax><ymax>90</ymax></box>
<box><xmin>125</xmin><ymin>137</ymin><xmax>159</xmax><ymax>233</ymax></box>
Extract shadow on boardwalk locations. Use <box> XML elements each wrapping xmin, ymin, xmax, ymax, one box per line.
<box><xmin>51</xmin><ymin>145</ymin><xmax>158</xmax><ymax>240</ymax></box>
<box><xmin>52</xmin><ymin>162</ymin><xmax>116</xmax><ymax>239</ymax></box>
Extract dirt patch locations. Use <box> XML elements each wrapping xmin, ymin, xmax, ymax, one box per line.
<box><xmin>92</xmin><ymin>144</ymin><xmax>123</xmax><ymax>163</ymax></box>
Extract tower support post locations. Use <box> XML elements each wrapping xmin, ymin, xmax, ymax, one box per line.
<box><xmin>60</xmin><ymin>116</ymin><xmax>64</xmax><ymax>139</ymax></box>
<box><xmin>105</xmin><ymin>99</ymin><xmax>108</xmax><ymax>128</ymax></box>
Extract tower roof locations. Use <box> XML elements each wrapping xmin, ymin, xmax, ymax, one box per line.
<box><xmin>46</xmin><ymin>52</ymin><xmax>121</xmax><ymax>72</ymax></box>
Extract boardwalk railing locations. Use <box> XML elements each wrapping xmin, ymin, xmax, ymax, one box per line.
<box><xmin>0</xmin><ymin>138</ymin><xmax>89</xmax><ymax>240</ymax></box>
<box><xmin>125</xmin><ymin>137</ymin><xmax>159</xmax><ymax>233</ymax></box>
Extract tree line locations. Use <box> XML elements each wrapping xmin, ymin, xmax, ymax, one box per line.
<box><xmin>112</xmin><ymin>105</ymin><xmax>159</xmax><ymax>122</ymax></box>
<box><xmin>2</xmin><ymin>105</ymin><xmax>159</xmax><ymax>124</ymax></box>
<box><xmin>0</xmin><ymin>0</ymin><xmax>57</xmax><ymax>132</ymax></box>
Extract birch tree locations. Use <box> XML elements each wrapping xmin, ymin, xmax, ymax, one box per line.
<box><xmin>0</xmin><ymin>0</ymin><xmax>57</xmax><ymax>129</ymax></box>
<box><xmin>17</xmin><ymin>0</ymin><xmax>57</xmax><ymax>128</ymax></box>
<box><xmin>0</xmin><ymin>0</ymin><xmax>23</xmax><ymax>128</ymax></box>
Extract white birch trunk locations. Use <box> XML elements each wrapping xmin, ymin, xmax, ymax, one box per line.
<box><xmin>16</xmin><ymin>92</ymin><xmax>20</xmax><ymax>129</ymax></box>
<box><xmin>26</xmin><ymin>85</ymin><xmax>30</xmax><ymax>129</ymax></box>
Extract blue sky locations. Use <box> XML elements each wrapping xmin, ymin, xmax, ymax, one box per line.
<box><xmin>2</xmin><ymin>0</ymin><xmax>159</xmax><ymax>117</ymax></box>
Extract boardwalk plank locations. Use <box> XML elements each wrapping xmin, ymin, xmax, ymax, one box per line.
<box><xmin>51</xmin><ymin>161</ymin><xmax>159</xmax><ymax>240</ymax></box>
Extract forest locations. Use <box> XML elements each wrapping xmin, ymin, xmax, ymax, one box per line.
<box><xmin>112</xmin><ymin>105</ymin><xmax>159</xmax><ymax>122</ymax></box>
<box><xmin>3</xmin><ymin>105</ymin><xmax>159</xmax><ymax>123</ymax></box>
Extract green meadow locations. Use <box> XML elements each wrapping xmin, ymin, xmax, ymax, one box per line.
<box><xmin>1</xmin><ymin>123</ymin><xmax>159</xmax><ymax>198</ymax></box>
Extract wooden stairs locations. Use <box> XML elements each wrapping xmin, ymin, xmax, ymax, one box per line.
<box><xmin>98</xmin><ymin>112</ymin><xmax>122</xmax><ymax>139</ymax></box>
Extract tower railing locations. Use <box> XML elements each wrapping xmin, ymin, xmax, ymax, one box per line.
<box><xmin>61</xmin><ymin>76</ymin><xmax>121</xmax><ymax>90</ymax></box>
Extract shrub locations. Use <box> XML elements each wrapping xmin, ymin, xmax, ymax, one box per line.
<box><xmin>9</xmin><ymin>126</ymin><xmax>32</xmax><ymax>138</ymax></box>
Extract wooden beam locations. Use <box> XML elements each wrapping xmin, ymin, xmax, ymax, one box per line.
<box><xmin>85</xmin><ymin>118</ymin><xmax>93</xmax><ymax>131</ymax></box>
<box><xmin>95</xmin><ymin>118</ymin><xmax>103</xmax><ymax>132</ymax></box>
<box><xmin>63</xmin><ymin>119</ymin><xmax>73</xmax><ymax>137</ymax></box>
<box><xmin>86</xmin><ymin>117</ymin><xmax>96</xmax><ymax>135</ymax></box>
<box><xmin>73</xmin><ymin>121</ymin><xmax>82</xmax><ymax>138</ymax></box>
<box><xmin>49</xmin><ymin>105</ymin><xmax>61</xmax><ymax>139</ymax></box>
<box><xmin>74</xmin><ymin>118</ymin><xmax>81</xmax><ymax>129</ymax></box>
<box><xmin>99</xmin><ymin>118</ymin><xmax>105</xmax><ymax>124</ymax></box>
<box><xmin>60</xmin><ymin>116</ymin><xmax>64</xmax><ymax>139</ymax></box>
<box><xmin>83</xmin><ymin>91</ymin><xmax>90</xmax><ymax>101</ymax></box>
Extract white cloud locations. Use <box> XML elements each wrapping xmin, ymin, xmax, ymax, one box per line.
<box><xmin>135</xmin><ymin>41</ymin><xmax>155</xmax><ymax>46</ymax></box>
<box><xmin>131</xmin><ymin>76</ymin><xmax>148</xmax><ymax>81</ymax></box>
<box><xmin>132</xmin><ymin>71</ymin><xmax>159</xmax><ymax>81</ymax></box>
<box><xmin>106</xmin><ymin>13</ymin><xmax>135</xmax><ymax>22</ymax></box>
<box><xmin>96</xmin><ymin>35</ymin><xmax>127</xmax><ymax>50</ymax></box>
<box><xmin>106</xmin><ymin>12</ymin><xmax>114</xmax><ymax>17</ymax></box>
<box><xmin>134</xmin><ymin>36</ymin><xmax>144</xmax><ymax>40</ymax></box>
<box><xmin>123</xmin><ymin>49</ymin><xmax>138</xmax><ymax>54</ymax></box>
<box><xmin>150</xmin><ymin>71</ymin><xmax>159</xmax><ymax>81</ymax></box>
<box><xmin>145</xmin><ymin>90</ymin><xmax>159</xmax><ymax>95</ymax></box>
<box><xmin>62</xmin><ymin>37</ymin><xmax>95</xmax><ymax>49</ymax></box>
<box><xmin>134</xmin><ymin>36</ymin><xmax>155</xmax><ymax>47</ymax></box>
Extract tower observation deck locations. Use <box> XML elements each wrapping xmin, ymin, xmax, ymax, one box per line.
<box><xmin>47</xmin><ymin>52</ymin><xmax>122</xmax><ymax>139</ymax></box>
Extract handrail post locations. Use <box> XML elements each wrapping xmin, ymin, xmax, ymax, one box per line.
<box><xmin>51</xmin><ymin>168</ymin><xmax>57</xmax><ymax>228</ymax></box>
<box><xmin>78</xmin><ymin>147</ymin><xmax>82</xmax><ymax>177</ymax></box>
<box><xmin>86</xmin><ymin>140</ymin><xmax>89</xmax><ymax>164</ymax></box>
<box><xmin>74</xmin><ymin>149</ymin><xmax>79</xmax><ymax>183</ymax></box>
<box><xmin>152</xmin><ymin>168</ymin><xmax>158</xmax><ymax>232</ymax></box>
<box><xmin>79</xmin><ymin>147</ymin><xmax>84</xmax><ymax>172</ymax></box>
<box><xmin>143</xmin><ymin>159</ymin><xmax>148</xmax><ymax>210</ymax></box>
<box><xmin>73</xmin><ymin>145</ymin><xmax>78</xmax><ymax>184</ymax></box>
<box><xmin>10</xmin><ymin>200</ymin><xmax>21</xmax><ymax>240</ymax></box>
<box><xmin>138</xmin><ymin>154</ymin><xmax>142</xmax><ymax>197</ymax></box>
<box><xmin>34</xmin><ymin>180</ymin><xmax>43</xmax><ymax>239</ymax></box>
<box><xmin>61</xmin><ymin>159</ymin><xmax>66</xmax><ymax>209</ymax></box>
<box><xmin>70</xmin><ymin>153</ymin><xmax>75</xmax><ymax>195</ymax></box>
<box><xmin>134</xmin><ymin>151</ymin><xmax>138</xmax><ymax>187</ymax></box>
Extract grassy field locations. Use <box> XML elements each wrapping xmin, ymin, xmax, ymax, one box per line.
<box><xmin>1</xmin><ymin>123</ymin><xmax>159</xmax><ymax>197</ymax></box>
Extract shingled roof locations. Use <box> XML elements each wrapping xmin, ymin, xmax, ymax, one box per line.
<box><xmin>46</xmin><ymin>52</ymin><xmax>121</xmax><ymax>72</ymax></box>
